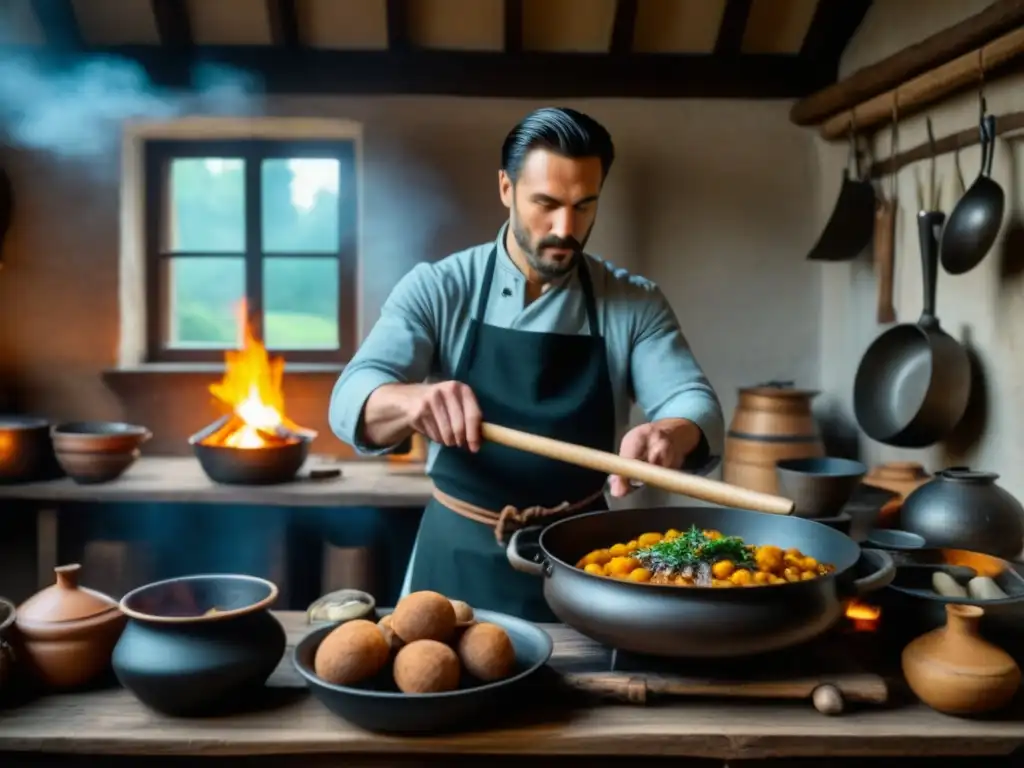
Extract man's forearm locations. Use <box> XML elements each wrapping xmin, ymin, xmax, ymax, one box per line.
<box><xmin>360</xmin><ymin>383</ymin><xmax>420</xmax><ymax>448</ymax></box>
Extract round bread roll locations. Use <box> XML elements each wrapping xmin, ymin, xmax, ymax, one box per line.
<box><xmin>457</xmin><ymin>622</ymin><xmax>516</xmax><ymax>682</ymax></box>
<box><xmin>393</xmin><ymin>639</ymin><xmax>461</xmax><ymax>694</ymax></box>
<box><xmin>314</xmin><ymin>619</ymin><xmax>391</xmax><ymax>686</ymax></box>
<box><xmin>391</xmin><ymin>590</ymin><xmax>457</xmax><ymax>643</ymax></box>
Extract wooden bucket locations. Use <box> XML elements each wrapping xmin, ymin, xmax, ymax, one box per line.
<box><xmin>723</xmin><ymin>382</ymin><xmax>824</xmax><ymax>495</ymax></box>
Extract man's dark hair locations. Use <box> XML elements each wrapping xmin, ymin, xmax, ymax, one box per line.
<box><xmin>500</xmin><ymin>107</ymin><xmax>615</xmax><ymax>184</ymax></box>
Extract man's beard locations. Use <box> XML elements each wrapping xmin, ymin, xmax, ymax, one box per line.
<box><xmin>510</xmin><ymin>208</ymin><xmax>590</xmax><ymax>281</ymax></box>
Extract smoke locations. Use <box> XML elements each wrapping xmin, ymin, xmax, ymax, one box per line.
<box><xmin>0</xmin><ymin>51</ymin><xmax>265</xmax><ymax>159</ymax></box>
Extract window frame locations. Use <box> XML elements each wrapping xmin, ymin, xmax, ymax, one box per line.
<box><xmin>142</xmin><ymin>138</ymin><xmax>358</xmax><ymax>364</ymax></box>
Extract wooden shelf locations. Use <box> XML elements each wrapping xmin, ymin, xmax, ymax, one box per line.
<box><xmin>0</xmin><ymin>457</ymin><xmax>433</xmax><ymax>508</ymax></box>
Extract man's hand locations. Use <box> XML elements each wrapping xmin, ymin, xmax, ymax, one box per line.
<box><xmin>608</xmin><ymin>418</ymin><xmax>702</xmax><ymax>498</ymax></box>
<box><xmin>403</xmin><ymin>381</ymin><xmax>483</xmax><ymax>452</ymax></box>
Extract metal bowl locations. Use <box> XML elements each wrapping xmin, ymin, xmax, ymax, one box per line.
<box><xmin>294</xmin><ymin>609</ymin><xmax>553</xmax><ymax>734</ymax></box>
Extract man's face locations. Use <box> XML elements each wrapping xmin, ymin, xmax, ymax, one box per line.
<box><xmin>499</xmin><ymin>149</ymin><xmax>603</xmax><ymax>281</ymax></box>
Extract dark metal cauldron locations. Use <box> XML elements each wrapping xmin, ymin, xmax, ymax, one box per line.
<box><xmin>507</xmin><ymin>506</ymin><xmax>894</xmax><ymax>658</ymax></box>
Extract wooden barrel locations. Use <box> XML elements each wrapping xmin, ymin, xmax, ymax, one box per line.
<box><xmin>723</xmin><ymin>382</ymin><xmax>824</xmax><ymax>495</ymax></box>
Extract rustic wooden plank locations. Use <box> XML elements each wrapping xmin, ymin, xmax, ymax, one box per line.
<box><xmin>0</xmin><ymin>612</ymin><xmax>1023</xmax><ymax>759</ymax></box>
<box><xmin>0</xmin><ymin>458</ymin><xmax>433</xmax><ymax>508</ymax></box>
<box><xmin>791</xmin><ymin>0</ymin><xmax>1024</xmax><ymax>125</ymax></box>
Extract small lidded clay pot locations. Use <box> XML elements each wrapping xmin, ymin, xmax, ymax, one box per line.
<box><xmin>15</xmin><ymin>564</ymin><xmax>126</xmax><ymax>690</ymax></box>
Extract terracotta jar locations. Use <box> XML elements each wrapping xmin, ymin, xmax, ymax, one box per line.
<box><xmin>902</xmin><ymin>604</ymin><xmax>1021</xmax><ymax>716</ymax></box>
<box><xmin>15</xmin><ymin>563</ymin><xmax>126</xmax><ymax>690</ymax></box>
<box><xmin>864</xmin><ymin>461</ymin><xmax>932</xmax><ymax>529</ymax></box>
<box><xmin>723</xmin><ymin>382</ymin><xmax>824</xmax><ymax>495</ymax></box>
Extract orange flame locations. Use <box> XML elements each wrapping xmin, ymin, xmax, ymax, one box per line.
<box><xmin>203</xmin><ymin>302</ymin><xmax>309</xmax><ymax>449</ymax></box>
<box><xmin>844</xmin><ymin>599</ymin><xmax>881</xmax><ymax>632</ymax></box>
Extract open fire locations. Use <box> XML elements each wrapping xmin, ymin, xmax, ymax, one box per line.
<box><xmin>189</xmin><ymin>304</ymin><xmax>317</xmax><ymax>485</ymax></box>
<box><xmin>201</xmin><ymin>304</ymin><xmax>316</xmax><ymax>450</ymax></box>
<box><xmin>844</xmin><ymin>599</ymin><xmax>882</xmax><ymax>632</ymax></box>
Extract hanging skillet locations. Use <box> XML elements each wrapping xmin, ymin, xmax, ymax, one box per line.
<box><xmin>852</xmin><ymin>141</ymin><xmax>972</xmax><ymax>449</ymax></box>
<box><xmin>807</xmin><ymin>126</ymin><xmax>876</xmax><ymax>261</ymax></box>
<box><xmin>940</xmin><ymin>91</ymin><xmax>1005</xmax><ymax>275</ymax></box>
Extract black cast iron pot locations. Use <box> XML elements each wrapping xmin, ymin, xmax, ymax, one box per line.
<box><xmin>189</xmin><ymin>418</ymin><xmax>310</xmax><ymax>485</ymax></box>
<box><xmin>507</xmin><ymin>506</ymin><xmax>895</xmax><ymax>658</ymax></box>
<box><xmin>112</xmin><ymin>574</ymin><xmax>286</xmax><ymax>716</ymax></box>
<box><xmin>0</xmin><ymin>416</ymin><xmax>62</xmax><ymax>483</ymax></box>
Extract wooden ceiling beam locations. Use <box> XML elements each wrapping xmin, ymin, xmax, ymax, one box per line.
<box><xmin>9</xmin><ymin>47</ymin><xmax>826</xmax><ymax>99</ymax></box>
<box><xmin>150</xmin><ymin>0</ymin><xmax>193</xmax><ymax>48</ymax></box>
<box><xmin>29</xmin><ymin>0</ymin><xmax>83</xmax><ymax>50</ymax></box>
<box><xmin>609</xmin><ymin>0</ymin><xmax>637</xmax><ymax>55</ymax></box>
<box><xmin>799</xmin><ymin>0</ymin><xmax>871</xmax><ymax>79</ymax></box>
<box><xmin>266</xmin><ymin>0</ymin><xmax>300</xmax><ymax>48</ymax></box>
<box><xmin>386</xmin><ymin>0</ymin><xmax>410</xmax><ymax>52</ymax></box>
<box><xmin>715</xmin><ymin>0</ymin><xmax>752</xmax><ymax>56</ymax></box>
<box><xmin>792</xmin><ymin>0</ymin><xmax>1024</xmax><ymax>126</ymax></box>
<box><xmin>505</xmin><ymin>0</ymin><xmax>522</xmax><ymax>53</ymax></box>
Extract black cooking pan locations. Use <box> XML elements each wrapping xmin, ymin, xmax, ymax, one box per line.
<box><xmin>852</xmin><ymin>210</ymin><xmax>972</xmax><ymax>447</ymax></box>
<box><xmin>807</xmin><ymin>133</ymin><xmax>876</xmax><ymax>261</ymax></box>
<box><xmin>507</xmin><ymin>506</ymin><xmax>894</xmax><ymax>658</ymax></box>
<box><xmin>940</xmin><ymin>111</ymin><xmax>1005</xmax><ymax>276</ymax></box>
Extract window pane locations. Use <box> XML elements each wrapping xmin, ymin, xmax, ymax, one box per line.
<box><xmin>263</xmin><ymin>257</ymin><xmax>339</xmax><ymax>349</ymax></box>
<box><xmin>262</xmin><ymin>158</ymin><xmax>340</xmax><ymax>253</ymax></box>
<box><xmin>168</xmin><ymin>257</ymin><xmax>245</xmax><ymax>348</ymax></box>
<box><xmin>167</xmin><ymin>158</ymin><xmax>245</xmax><ymax>253</ymax></box>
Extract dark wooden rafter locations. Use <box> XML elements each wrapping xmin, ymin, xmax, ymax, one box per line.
<box><xmin>504</xmin><ymin>0</ymin><xmax>522</xmax><ymax>54</ymax></box>
<box><xmin>715</xmin><ymin>0</ymin><xmax>752</xmax><ymax>56</ymax></box>
<box><xmin>14</xmin><ymin>46</ymin><xmax>828</xmax><ymax>99</ymax></box>
<box><xmin>29</xmin><ymin>0</ymin><xmax>83</xmax><ymax>49</ymax></box>
<box><xmin>799</xmin><ymin>0</ymin><xmax>872</xmax><ymax>79</ymax></box>
<box><xmin>609</xmin><ymin>0</ymin><xmax>637</xmax><ymax>55</ymax></box>
<box><xmin>150</xmin><ymin>0</ymin><xmax>193</xmax><ymax>48</ymax></box>
<box><xmin>386</xmin><ymin>0</ymin><xmax>410</xmax><ymax>52</ymax></box>
<box><xmin>266</xmin><ymin>0</ymin><xmax>300</xmax><ymax>48</ymax></box>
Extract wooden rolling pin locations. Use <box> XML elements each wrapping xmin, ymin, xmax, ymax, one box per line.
<box><xmin>562</xmin><ymin>671</ymin><xmax>888</xmax><ymax>716</ymax></box>
<box><xmin>481</xmin><ymin>423</ymin><xmax>795</xmax><ymax>515</ymax></box>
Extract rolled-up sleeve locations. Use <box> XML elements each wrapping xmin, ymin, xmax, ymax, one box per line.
<box><xmin>629</xmin><ymin>286</ymin><xmax>724</xmax><ymax>475</ymax></box>
<box><xmin>329</xmin><ymin>264</ymin><xmax>438</xmax><ymax>455</ymax></box>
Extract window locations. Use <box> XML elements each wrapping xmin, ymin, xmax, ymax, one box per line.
<box><xmin>143</xmin><ymin>139</ymin><xmax>357</xmax><ymax>363</ymax></box>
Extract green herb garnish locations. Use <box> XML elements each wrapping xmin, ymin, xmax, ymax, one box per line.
<box><xmin>634</xmin><ymin>526</ymin><xmax>755</xmax><ymax>572</ymax></box>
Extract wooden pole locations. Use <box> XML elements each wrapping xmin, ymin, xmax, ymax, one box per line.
<box><xmin>819</xmin><ymin>25</ymin><xmax>1024</xmax><ymax>141</ymax></box>
<box><xmin>868</xmin><ymin>109</ymin><xmax>1024</xmax><ymax>179</ymax></box>
<box><xmin>790</xmin><ymin>0</ymin><xmax>1024</xmax><ymax>126</ymax></box>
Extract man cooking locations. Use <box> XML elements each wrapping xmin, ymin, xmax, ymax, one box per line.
<box><xmin>329</xmin><ymin>107</ymin><xmax>724</xmax><ymax>622</ymax></box>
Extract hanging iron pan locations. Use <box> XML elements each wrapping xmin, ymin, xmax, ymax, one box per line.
<box><xmin>940</xmin><ymin>105</ymin><xmax>1005</xmax><ymax>275</ymax></box>
<box><xmin>852</xmin><ymin>210</ymin><xmax>971</xmax><ymax>447</ymax></box>
<box><xmin>807</xmin><ymin>130</ymin><xmax>876</xmax><ymax>261</ymax></box>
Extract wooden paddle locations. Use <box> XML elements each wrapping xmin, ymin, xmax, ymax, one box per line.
<box><xmin>480</xmin><ymin>423</ymin><xmax>795</xmax><ymax>515</ymax></box>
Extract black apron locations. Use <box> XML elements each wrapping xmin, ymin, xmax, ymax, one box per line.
<box><xmin>407</xmin><ymin>243</ymin><xmax>616</xmax><ymax>621</ymax></box>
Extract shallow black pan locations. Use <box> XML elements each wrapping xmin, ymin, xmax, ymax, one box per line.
<box><xmin>853</xmin><ymin>210</ymin><xmax>971</xmax><ymax>447</ymax></box>
<box><xmin>507</xmin><ymin>506</ymin><xmax>894</xmax><ymax>659</ymax></box>
<box><xmin>294</xmin><ymin>608</ymin><xmax>553</xmax><ymax>734</ymax></box>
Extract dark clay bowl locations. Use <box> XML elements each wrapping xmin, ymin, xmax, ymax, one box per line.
<box><xmin>776</xmin><ymin>457</ymin><xmax>868</xmax><ymax>518</ymax></box>
<box><xmin>51</xmin><ymin>422</ymin><xmax>151</xmax><ymax>454</ymax></box>
<box><xmin>112</xmin><ymin>574</ymin><xmax>285</xmax><ymax>717</ymax></box>
<box><xmin>294</xmin><ymin>608</ymin><xmax>554</xmax><ymax>734</ymax></box>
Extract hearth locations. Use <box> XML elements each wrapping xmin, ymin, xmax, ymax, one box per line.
<box><xmin>190</xmin><ymin>305</ymin><xmax>318</xmax><ymax>485</ymax></box>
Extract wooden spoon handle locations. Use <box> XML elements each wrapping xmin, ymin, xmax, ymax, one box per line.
<box><xmin>875</xmin><ymin>199</ymin><xmax>897</xmax><ymax>324</ymax></box>
<box><xmin>480</xmin><ymin>423</ymin><xmax>794</xmax><ymax>515</ymax></box>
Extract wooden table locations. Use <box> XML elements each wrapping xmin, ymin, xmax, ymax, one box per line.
<box><xmin>2</xmin><ymin>613</ymin><xmax>1024</xmax><ymax>765</ymax></box>
<box><xmin>0</xmin><ymin>458</ymin><xmax>434</xmax><ymax>592</ymax></box>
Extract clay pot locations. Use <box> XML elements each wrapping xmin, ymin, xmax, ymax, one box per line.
<box><xmin>15</xmin><ymin>564</ymin><xmax>126</xmax><ymax>690</ymax></box>
<box><xmin>900</xmin><ymin>468</ymin><xmax>1024</xmax><ymax>559</ymax></box>
<box><xmin>902</xmin><ymin>604</ymin><xmax>1021</xmax><ymax>716</ymax></box>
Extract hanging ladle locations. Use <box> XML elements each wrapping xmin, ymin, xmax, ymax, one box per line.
<box><xmin>939</xmin><ymin>66</ymin><xmax>1005</xmax><ymax>275</ymax></box>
